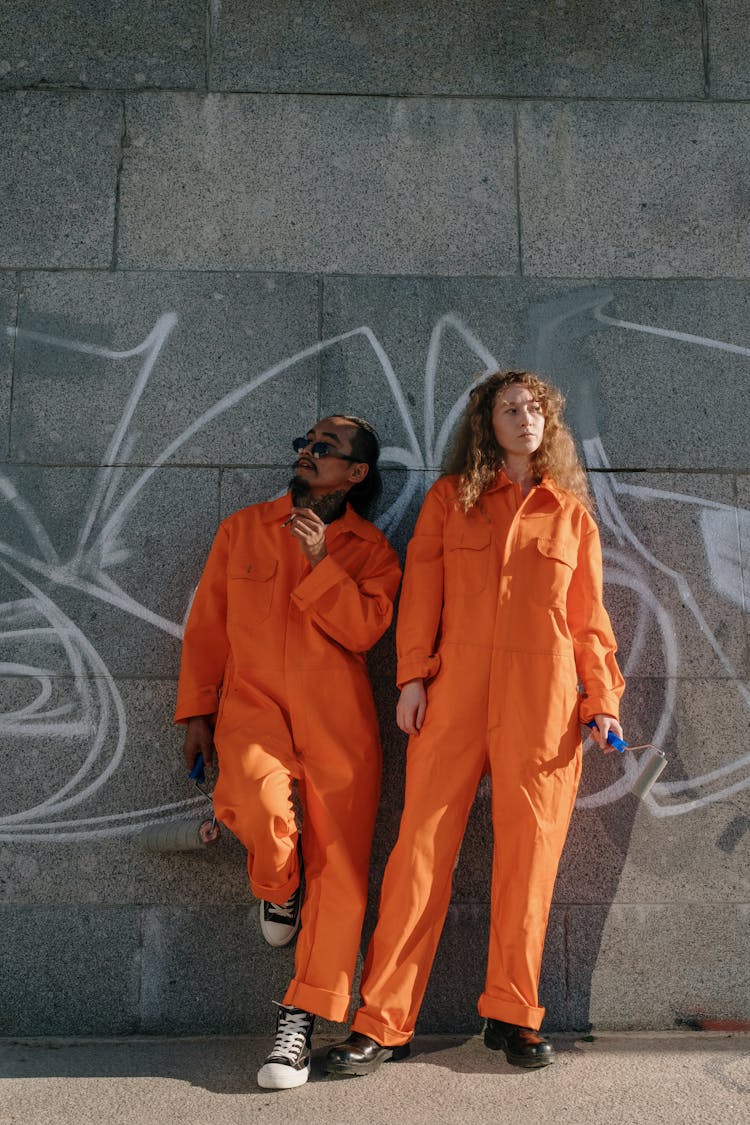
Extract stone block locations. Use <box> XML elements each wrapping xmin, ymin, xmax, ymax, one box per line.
<box><xmin>518</xmin><ymin>102</ymin><xmax>750</xmax><ymax>278</ymax></box>
<box><xmin>211</xmin><ymin>0</ymin><xmax>508</xmax><ymax>95</ymax></box>
<box><xmin>220</xmin><ymin>468</ymin><xmax>293</xmax><ymax>520</ymax></box>
<box><xmin>0</xmin><ymin>273</ymin><xmax>17</xmax><ymax>458</ymax></box>
<box><xmin>0</xmin><ymin>2</ymin><xmax>205</xmax><ymax>90</ymax></box>
<box><xmin>140</xmin><ymin>905</ymin><xmax>302</xmax><ymax>1034</ymax></box>
<box><xmin>11</xmin><ymin>270</ymin><xmax>319</xmax><ymax>466</ymax></box>
<box><xmin>0</xmin><ymin>464</ymin><xmax>220</xmax><ymax>676</ymax></box>
<box><xmin>210</xmin><ymin>1</ymin><xmax>703</xmax><ymax>99</ymax></box>
<box><xmin>709</xmin><ymin>0</ymin><xmax>750</xmax><ymax>97</ymax></box>
<box><xmin>321</xmin><ymin>278</ymin><xmax>750</xmax><ymax>472</ymax></box>
<box><xmin>0</xmin><ymin>677</ymin><xmax>253</xmax><ymax>906</ymax></box>
<box><xmin>595</xmin><ymin>473</ymin><xmax>748</xmax><ymax>678</ymax></box>
<box><xmin>568</xmin><ymin>903</ymin><xmax>750</xmax><ymax>1029</ymax></box>
<box><xmin>118</xmin><ymin>93</ymin><xmax>517</xmax><ymax>276</ymax></box>
<box><xmin>420</xmin><ymin>903</ymin><xmax>488</xmax><ymax>1034</ymax></box>
<box><xmin>544</xmin><ymin>280</ymin><xmax>750</xmax><ymax>470</ymax></box>
<box><xmin>739</xmin><ymin>476</ymin><xmax>750</xmax><ymax>659</ymax></box>
<box><xmin>496</xmin><ymin>1</ymin><xmax>704</xmax><ymax>98</ymax></box>
<box><xmin>0</xmin><ymin>905</ymin><xmax>140</xmax><ymax>1035</ymax></box>
<box><xmin>417</xmin><ymin>903</ymin><xmax>566</xmax><ymax>1033</ymax></box>
<box><xmin>0</xmin><ymin>93</ymin><xmax>120</xmax><ymax>268</ymax></box>
<box><xmin>559</xmin><ymin>678</ymin><xmax>750</xmax><ymax>906</ymax></box>
<box><xmin>320</xmin><ymin>276</ymin><xmax>574</xmax><ymax>483</ymax></box>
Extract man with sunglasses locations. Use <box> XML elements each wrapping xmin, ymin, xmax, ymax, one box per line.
<box><xmin>175</xmin><ymin>415</ymin><xmax>401</xmax><ymax>1090</ymax></box>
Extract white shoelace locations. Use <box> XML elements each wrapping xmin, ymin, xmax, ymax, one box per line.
<box><xmin>270</xmin><ymin>1004</ymin><xmax>311</xmax><ymax>1060</ymax></box>
<box><xmin>269</xmin><ymin>893</ymin><xmax>296</xmax><ymax>921</ymax></box>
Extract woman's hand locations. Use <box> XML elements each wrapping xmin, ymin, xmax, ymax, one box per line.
<box><xmin>288</xmin><ymin>507</ymin><xmax>328</xmax><ymax>567</ymax></box>
<box><xmin>591</xmin><ymin>713</ymin><xmax>624</xmax><ymax>754</ymax></box>
<box><xmin>397</xmin><ymin>679</ymin><xmax>427</xmax><ymax>735</ymax></box>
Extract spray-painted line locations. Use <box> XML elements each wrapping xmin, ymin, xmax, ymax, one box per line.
<box><xmin>593</xmin><ymin>308</ymin><xmax>750</xmax><ymax>358</ymax></box>
<box><xmin>2</xmin><ymin>303</ymin><xmax>749</xmax><ymax>834</ymax></box>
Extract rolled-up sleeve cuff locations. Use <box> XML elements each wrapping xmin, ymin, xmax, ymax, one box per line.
<box><xmin>290</xmin><ymin>555</ymin><xmax>344</xmax><ymax>609</ymax></box>
<box><xmin>396</xmin><ymin>654</ymin><xmax>441</xmax><ymax>689</ymax></box>
<box><xmin>579</xmin><ymin>692</ymin><xmax>622</xmax><ymax>725</ymax></box>
<box><xmin>174</xmin><ymin>690</ymin><xmax>219</xmax><ymax>725</ymax></box>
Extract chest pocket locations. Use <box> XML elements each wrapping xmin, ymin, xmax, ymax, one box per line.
<box><xmin>227</xmin><ymin>559</ymin><xmax>278</xmax><ymax>626</ymax></box>
<box><xmin>444</xmin><ymin>521</ymin><xmax>493</xmax><ymax>597</ymax></box>
<box><xmin>533</xmin><ymin>537</ymin><xmax>577</xmax><ymax>607</ymax></box>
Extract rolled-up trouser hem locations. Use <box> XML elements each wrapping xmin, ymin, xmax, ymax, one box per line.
<box><xmin>351</xmin><ymin>1009</ymin><xmax>414</xmax><ymax>1048</ymax></box>
<box><xmin>478</xmin><ymin>994</ymin><xmax>545</xmax><ymax>1031</ymax></box>
<box><xmin>250</xmin><ymin>869</ymin><xmax>299</xmax><ymax>905</ymax></box>
<box><xmin>283</xmin><ymin>979</ymin><xmax>352</xmax><ymax>1023</ymax></box>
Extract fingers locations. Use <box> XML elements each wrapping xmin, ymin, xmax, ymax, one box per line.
<box><xmin>183</xmin><ymin>716</ymin><xmax>216</xmax><ymax>769</ymax></box>
<box><xmin>592</xmin><ymin>713</ymin><xmax>624</xmax><ymax>754</ymax></box>
<box><xmin>396</xmin><ymin>681</ymin><xmax>427</xmax><ymax>736</ymax></box>
<box><xmin>286</xmin><ymin>508</ymin><xmax>327</xmax><ymax>565</ymax></box>
<box><xmin>287</xmin><ymin>507</ymin><xmax>325</xmax><ymax>535</ymax></box>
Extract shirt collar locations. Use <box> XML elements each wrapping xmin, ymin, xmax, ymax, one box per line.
<box><xmin>485</xmin><ymin>469</ymin><xmax>564</xmax><ymax>508</ymax></box>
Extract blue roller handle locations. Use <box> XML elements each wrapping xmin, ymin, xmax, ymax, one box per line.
<box><xmin>586</xmin><ymin>720</ymin><xmax>628</xmax><ymax>754</ymax></box>
<box><xmin>189</xmin><ymin>752</ymin><xmax>206</xmax><ymax>784</ymax></box>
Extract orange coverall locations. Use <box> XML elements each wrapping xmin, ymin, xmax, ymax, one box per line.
<box><xmin>351</xmin><ymin>471</ymin><xmax>624</xmax><ymax>1044</ymax></box>
<box><xmin>175</xmin><ymin>493</ymin><xmax>401</xmax><ymax>1021</ymax></box>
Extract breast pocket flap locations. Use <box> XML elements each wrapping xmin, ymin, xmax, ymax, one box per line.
<box><xmin>229</xmin><ymin>559</ymin><xmax>278</xmax><ymax>581</ymax></box>
<box><xmin>446</xmin><ymin>524</ymin><xmax>491</xmax><ymax>551</ymax></box>
<box><xmin>536</xmin><ymin>537</ymin><xmax>577</xmax><ymax>568</ymax></box>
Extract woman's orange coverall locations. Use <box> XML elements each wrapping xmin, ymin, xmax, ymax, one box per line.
<box><xmin>175</xmin><ymin>493</ymin><xmax>401</xmax><ymax>1021</ymax></box>
<box><xmin>351</xmin><ymin>471</ymin><xmax>625</xmax><ymax>1044</ymax></box>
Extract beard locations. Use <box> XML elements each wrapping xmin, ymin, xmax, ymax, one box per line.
<box><xmin>289</xmin><ymin>475</ymin><xmax>349</xmax><ymax>524</ymax></box>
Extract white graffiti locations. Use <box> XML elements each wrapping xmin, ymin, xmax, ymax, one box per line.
<box><xmin>0</xmin><ymin>291</ymin><xmax>748</xmax><ymax>840</ymax></box>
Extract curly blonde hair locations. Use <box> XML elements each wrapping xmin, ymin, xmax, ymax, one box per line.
<box><xmin>444</xmin><ymin>370</ymin><xmax>592</xmax><ymax>512</ymax></box>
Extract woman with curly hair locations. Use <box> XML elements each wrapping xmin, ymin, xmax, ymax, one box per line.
<box><xmin>327</xmin><ymin>371</ymin><xmax>625</xmax><ymax>1075</ymax></box>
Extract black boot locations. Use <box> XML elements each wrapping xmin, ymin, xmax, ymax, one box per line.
<box><xmin>484</xmin><ymin>1020</ymin><xmax>555</xmax><ymax>1069</ymax></box>
<box><xmin>325</xmin><ymin>1032</ymin><xmax>410</xmax><ymax>1077</ymax></box>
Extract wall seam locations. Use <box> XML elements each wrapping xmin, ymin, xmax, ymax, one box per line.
<box><xmin>700</xmin><ymin>0</ymin><xmax>711</xmax><ymax>97</ymax></box>
<box><xmin>111</xmin><ymin>98</ymin><xmax>128</xmax><ymax>271</ymax></box>
<box><xmin>5</xmin><ymin>86</ymin><xmax>750</xmax><ymax>106</ymax></box>
<box><xmin>206</xmin><ymin>0</ymin><xmax>221</xmax><ymax>92</ymax></box>
<box><xmin>136</xmin><ymin>906</ymin><xmax>145</xmax><ymax>1034</ymax></box>
<box><xmin>6</xmin><ymin>272</ymin><xmax>20</xmax><ymax>458</ymax></box>
<box><xmin>316</xmin><ymin>276</ymin><xmax>324</xmax><ymax>419</ymax></box>
<box><xmin>512</xmin><ymin>100</ymin><xmax>524</xmax><ymax>276</ymax></box>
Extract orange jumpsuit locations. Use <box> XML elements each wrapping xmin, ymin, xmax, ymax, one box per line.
<box><xmin>351</xmin><ymin>471</ymin><xmax>624</xmax><ymax>1045</ymax></box>
<box><xmin>175</xmin><ymin>493</ymin><xmax>401</xmax><ymax>1021</ymax></box>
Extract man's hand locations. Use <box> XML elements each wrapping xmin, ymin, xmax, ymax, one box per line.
<box><xmin>287</xmin><ymin>507</ymin><xmax>328</xmax><ymax>567</ymax></box>
<box><xmin>183</xmin><ymin>714</ymin><xmax>217</xmax><ymax>770</ymax></box>
<box><xmin>396</xmin><ymin>679</ymin><xmax>427</xmax><ymax>735</ymax></box>
<box><xmin>590</xmin><ymin>713</ymin><xmax>624</xmax><ymax>754</ymax></box>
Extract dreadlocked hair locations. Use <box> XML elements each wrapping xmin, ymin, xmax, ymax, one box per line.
<box><xmin>443</xmin><ymin>370</ymin><xmax>592</xmax><ymax>513</ymax></box>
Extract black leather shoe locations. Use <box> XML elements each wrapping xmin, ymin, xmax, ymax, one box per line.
<box><xmin>325</xmin><ymin>1032</ymin><xmax>410</xmax><ymax>1077</ymax></box>
<box><xmin>484</xmin><ymin>1019</ymin><xmax>555</xmax><ymax>1069</ymax></box>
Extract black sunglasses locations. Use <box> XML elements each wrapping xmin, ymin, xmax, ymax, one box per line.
<box><xmin>292</xmin><ymin>436</ymin><xmax>360</xmax><ymax>462</ymax></box>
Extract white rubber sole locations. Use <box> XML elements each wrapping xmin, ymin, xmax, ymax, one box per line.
<box><xmin>257</xmin><ymin>1058</ymin><xmax>311</xmax><ymax>1089</ymax></box>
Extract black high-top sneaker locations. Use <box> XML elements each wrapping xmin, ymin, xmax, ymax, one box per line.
<box><xmin>257</xmin><ymin>1004</ymin><xmax>315</xmax><ymax>1089</ymax></box>
<box><xmin>259</xmin><ymin>883</ymin><xmax>302</xmax><ymax>947</ymax></box>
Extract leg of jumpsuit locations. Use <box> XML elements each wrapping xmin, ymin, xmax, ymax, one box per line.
<box><xmin>478</xmin><ymin>707</ymin><xmax>582</xmax><ymax>1030</ymax></box>
<box><xmin>212</xmin><ymin>703</ymin><xmax>302</xmax><ymax>906</ymax></box>
<box><xmin>351</xmin><ymin>656</ymin><xmax>489</xmax><ymax>1047</ymax></box>
<box><xmin>283</xmin><ymin>692</ymin><xmax>382</xmax><ymax>1023</ymax></box>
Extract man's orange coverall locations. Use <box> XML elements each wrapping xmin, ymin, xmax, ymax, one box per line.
<box><xmin>351</xmin><ymin>471</ymin><xmax>625</xmax><ymax>1045</ymax></box>
<box><xmin>175</xmin><ymin>493</ymin><xmax>401</xmax><ymax>1021</ymax></box>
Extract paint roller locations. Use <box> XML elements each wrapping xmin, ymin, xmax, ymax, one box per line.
<box><xmin>137</xmin><ymin>753</ymin><xmax>221</xmax><ymax>852</ymax></box>
<box><xmin>586</xmin><ymin>721</ymin><xmax>668</xmax><ymax>800</ymax></box>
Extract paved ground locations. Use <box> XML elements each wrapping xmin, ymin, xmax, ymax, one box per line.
<box><xmin>0</xmin><ymin>1031</ymin><xmax>747</xmax><ymax>1125</ymax></box>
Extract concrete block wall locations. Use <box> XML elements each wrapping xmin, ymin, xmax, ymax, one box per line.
<box><xmin>0</xmin><ymin>2</ymin><xmax>748</xmax><ymax>1036</ymax></box>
